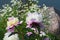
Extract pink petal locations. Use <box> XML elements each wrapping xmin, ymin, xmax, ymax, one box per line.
<box><xmin>26</xmin><ymin>32</ymin><xmax>32</xmax><ymax>36</ymax></box>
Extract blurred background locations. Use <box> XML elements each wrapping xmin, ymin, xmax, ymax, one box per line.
<box><xmin>0</xmin><ymin>0</ymin><xmax>60</xmax><ymax>10</ymax></box>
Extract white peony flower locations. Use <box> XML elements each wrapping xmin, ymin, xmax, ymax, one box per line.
<box><xmin>26</xmin><ymin>11</ymin><xmax>43</xmax><ymax>28</ymax></box>
<box><xmin>26</xmin><ymin>11</ymin><xmax>42</xmax><ymax>23</ymax></box>
<box><xmin>3</xmin><ymin>32</ymin><xmax>19</xmax><ymax>40</ymax></box>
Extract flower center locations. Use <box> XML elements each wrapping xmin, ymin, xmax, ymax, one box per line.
<box><xmin>30</xmin><ymin>22</ymin><xmax>40</xmax><ymax>28</ymax></box>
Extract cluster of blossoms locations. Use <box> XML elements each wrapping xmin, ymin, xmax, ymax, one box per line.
<box><xmin>26</xmin><ymin>11</ymin><xmax>46</xmax><ymax>36</ymax></box>
<box><xmin>3</xmin><ymin>16</ymin><xmax>23</xmax><ymax>40</ymax></box>
<box><xmin>2</xmin><ymin>2</ymin><xmax>50</xmax><ymax>39</ymax></box>
<box><xmin>26</xmin><ymin>11</ymin><xmax>50</xmax><ymax>40</ymax></box>
<box><xmin>3</xmin><ymin>11</ymin><xmax>50</xmax><ymax>40</ymax></box>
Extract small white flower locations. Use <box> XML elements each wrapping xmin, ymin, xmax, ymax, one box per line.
<box><xmin>31</xmin><ymin>28</ymin><xmax>36</xmax><ymax>30</ymax></box>
<box><xmin>31</xmin><ymin>28</ymin><xmax>39</xmax><ymax>34</ymax></box>
<box><xmin>40</xmin><ymin>31</ymin><xmax>46</xmax><ymax>37</ymax></box>
<box><xmin>35</xmin><ymin>39</ymin><xmax>38</xmax><ymax>40</ymax></box>
<box><xmin>8</xmin><ymin>7</ymin><xmax>12</xmax><ymax>12</ymax></box>
<box><xmin>43</xmin><ymin>4</ymin><xmax>48</xmax><ymax>10</ymax></box>
<box><xmin>20</xmin><ymin>21</ymin><xmax>23</xmax><ymax>24</ymax></box>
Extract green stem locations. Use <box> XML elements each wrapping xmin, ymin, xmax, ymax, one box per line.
<box><xmin>15</xmin><ymin>27</ymin><xmax>24</xmax><ymax>40</ymax></box>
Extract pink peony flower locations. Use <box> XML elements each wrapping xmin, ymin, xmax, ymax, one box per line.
<box><xmin>6</xmin><ymin>16</ymin><xmax>23</xmax><ymax>30</ymax></box>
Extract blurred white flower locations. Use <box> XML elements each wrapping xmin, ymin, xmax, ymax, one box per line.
<box><xmin>29</xmin><ymin>4</ymin><xmax>40</xmax><ymax>11</ymax></box>
<box><xmin>26</xmin><ymin>11</ymin><xmax>42</xmax><ymax>23</ymax></box>
<box><xmin>11</xmin><ymin>0</ymin><xmax>21</xmax><ymax>7</ymax></box>
<box><xmin>3</xmin><ymin>32</ymin><xmax>19</xmax><ymax>40</ymax></box>
<box><xmin>43</xmin><ymin>4</ymin><xmax>48</xmax><ymax>10</ymax></box>
<box><xmin>35</xmin><ymin>39</ymin><xmax>38</xmax><ymax>40</ymax></box>
<box><xmin>31</xmin><ymin>28</ymin><xmax>36</xmax><ymax>30</ymax></box>
<box><xmin>40</xmin><ymin>31</ymin><xmax>46</xmax><ymax>37</ymax></box>
<box><xmin>2</xmin><ymin>4</ymin><xmax>12</xmax><ymax>12</ymax></box>
<box><xmin>26</xmin><ymin>11</ymin><xmax>43</xmax><ymax>28</ymax></box>
<box><xmin>31</xmin><ymin>28</ymin><xmax>39</xmax><ymax>34</ymax></box>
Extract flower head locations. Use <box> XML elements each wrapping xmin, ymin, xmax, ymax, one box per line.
<box><xmin>6</xmin><ymin>16</ymin><xmax>22</xmax><ymax>30</ymax></box>
<box><xmin>3</xmin><ymin>32</ymin><xmax>19</xmax><ymax>40</ymax></box>
<box><xmin>26</xmin><ymin>11</ymin><xmax>43</xmax><ymax>28</ymax></box>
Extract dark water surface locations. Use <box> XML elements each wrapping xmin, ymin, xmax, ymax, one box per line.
<box><xmin>0</xmin><ymin>0</ymin><xmax>60</xmax><ymax>10</ymax></box>
<box><xmin>0</xmin><ymin>0</ymin><xmax>11</xmax><ymax>8</ymax></box>
<box><xmin>39</xmin><ymin>0</ymin><xmax>60</xmax><ymax>10</ymax></box>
